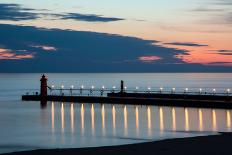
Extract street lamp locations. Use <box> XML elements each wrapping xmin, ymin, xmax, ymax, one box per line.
<box><xmin>70</xmin><ymin>85</ymin><xmax>74</xmax><ymax>96</ymax></box>
<box><xmin>184</xmin><ymin>88</ymin><xmax>188</xmax><ymax>94</ymax></box>
<box><xmin>160</xmin><ymin>87</ymin><xmax>163</xmax><ymax>93</ymax></box>
<box><xmin>172</xmin><ymin>88</ymin><xmax>176</xmax><ymax>94</ymax></box>
<box><xmin>213</xmin><ymin>88</ymin><xmax>216</xmax><ymax>95</ymax></box>
<box><xmin>199</xmin><ymin>88</ymin><xmax>202</xmax><ymax>94</ymax></box>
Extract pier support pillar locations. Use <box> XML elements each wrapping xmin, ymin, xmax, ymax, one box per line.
<box><xmin>40</xmin><ymin>74</ymin><xmax>48</xmax><ymax>97</ymax></box>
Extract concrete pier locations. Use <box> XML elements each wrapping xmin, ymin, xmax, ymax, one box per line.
<box><xmin>22</xmin><ymin>75</ymin><xmax>232</xmax><ymax>109</ymax></box>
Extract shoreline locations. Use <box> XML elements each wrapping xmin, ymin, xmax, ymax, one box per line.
<box><xmin>3</xmin><ymin>132</ymin><xmax>232</xmax><ymax>155</ymax></box>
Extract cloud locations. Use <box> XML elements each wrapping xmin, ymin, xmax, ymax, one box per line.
<box><xmin>0</xmin><ymin>3</ymin><xmax>124</xmax><ymax>23</ymax></box>
<box><xmin>216</xmin><ymin>50</ymin><xmax>232</xmax><ymax>55</ymax></box>
<box><xmin>0</xmin><ymin>4</ymin><xmax>39</xmax><ymax>21</ymax></box>
<box><xmin>138</xmin><ymin>56</ymin><xmax>162</xmax><ymax>62</ymax></box>
<box><xmin>58</xmin><ymin>13</ymin><xmax>124</xmax><ymax>22</ymax></box>
<box><xmin>31</xmin><ymin>45</ymin><xmax>57</xmax><ymax>51</ymax></box>
<box><xmin>165</xmin><ymin>42</ymin><xmax>208</xmax><ymax>47</ymax></box>
<box><xmin>0</xmin><ymin>24</ymin><xmax>231</xmax><ymax>72</ymax></box>
<box><xmin>0</xmin><ymin>48</ymin><xmax>33</xmax><ymax>60</ymax></box>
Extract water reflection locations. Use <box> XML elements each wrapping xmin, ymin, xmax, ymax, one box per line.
<box><xmin>61</xmin><ymin>103</ymin><xmax>65</xmax><ymax>133</ymax></box>
<box><xmin>185</xmin><ymin>108</ymin><xmax>189</xmax><ymax>131</ymax></box>
<box><xmin>49</xmin><ymin>103</ymin><xmax>232</xmax><ymax>141</ymax></box>
<box><xmin>91</xmin><ymin>104</ymin><xmax>95</xmax><ymax>135</ymax></box>
<box><xmin>227</xmin><ymin>110</ymin><xmax>231</xmax><ymax>129</ymax></box>
<box><xmin>172</xmin><ymin>108</ymin><xmax>176</xmax><ymax>131</ymax></box>
<box><xmin>147</xmin><ymin>106</ymin><xmax>152</xmax><ymax>135</ymax></box>
<box><xmin>81</xmin><ymin>104</ymin><xmax>85</xmax><ymax>135</ymax></box>
<box><xmin>101</xmin><ymin>104</ymin><xmax>106</xmax><ymax>135</ymax></box>
<box><xmin>70</xmin><ymin>103</ymin><xmax>74</xmax><ymax>133</ymax></box>
<box><xmin>199</xmin><ymin>109</ymin><xmax>203</xmax><ymax>131</ymax></box>
<box><xmin>135</xmin><ymin>106</ymin><xmax>139</xmax><ymax>136</ymax></box>
<box><xmin>124</xmin><ymin>105</ymin><xmax>128</xmax><ymax>136</ymax></box>
<box><xmin>159</xmin><ymin>107</ymin><xmax>164</xmax><ymax>132</ymax></box>
<box><xmin>51</xmin><ymin>102</ymin><xmax>55</xmax><ymax>133</ymax></box>
<box><xmin>112</xmin><ymin>105</ymin><xmax>116</xmax><ymax>135</ymax></box>
<box><xmin>212</xmin><ymin>110</ymin><xmax>217</xmax><ymax>131</ymax></box>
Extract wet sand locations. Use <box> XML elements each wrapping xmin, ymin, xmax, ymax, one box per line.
<box><xmin>3</xmin><ymin>133</ymin><xmax>232</xmax><ymax>155</ymax></box>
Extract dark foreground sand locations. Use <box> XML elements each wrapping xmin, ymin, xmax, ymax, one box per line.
<box><xmin>3</xmin><ymin>133</ymin><xmax>232</xmax><ymax>155</ymax></box>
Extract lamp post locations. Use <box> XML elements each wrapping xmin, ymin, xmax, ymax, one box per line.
<box><xmin>90</xmin><ymin>86</ymin><xmax>94</xmax><ymax>95</ymax></box>
<box><xmin>50</xmin><ymin>85</ymin><xmax>54</xmax><ymax>95</ymax></box>
<box><xmin>184</xmin><ymin>88</ymin><xmax>188</xmax><ymax>94</ymax></box>
<box><xmin>135</xmin><ymin>87</ymin><xmax>139</xmax><ymax>93</ymax></box>
<box><xmin>212</xmin><ymin>89</ymin><xmax>216</xmax><ymax>95</ymax></box>
<box><xmin>112</xmin><ymin>86</ymin><xmax>116</xmax><ymax>93</ymax></box>
<box><xmin>147</xmin><ymin>87</ymin><xmax>151</xmax><ymax>93</ymax></box>
<box><xmin>171</xmin><ymin>88</ymin><xmax>175</xmax><ymax>94</ymax></box>
<box><xmin>160</xmin><ymin>87</ymin><xmax>163</xmax><ymax>94</ymax></box>
<box><xmin>199</xmin><ymin>88</ymin><xmax>202</xmax><ymax>95</ymax></box>
<box><xmin>60</xmin><ymin>85</ymin><xmax>64</xmax><ymax>96</ymax></box>
<box><xmin>226</xmin><ymin>89</ymin><xmax>230</xmax><ymax>96</ymax></box>
<box><xmin>80</xmin><ymin>85</ymin><xmax>84</xmax><ymax>95</ymax></box>
<box><xmin>101</xmin><ymin>86</ymin><xmax>105</xmax><ymax>96</ymax></box>
<box><xmin>70</xmin><ymin>85</ymin><xmax>74</xmax><ymax>96</ymax></box>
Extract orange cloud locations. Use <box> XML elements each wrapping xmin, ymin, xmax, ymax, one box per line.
<box><xmin>138</xmin><ymin>56</ymin><xmax>162</xmax><ymax>62</ymax></box>
<box><xmin>0</xmin><ymin>48</ymin><xmax>33</xmax><ymax>60</ymax></box>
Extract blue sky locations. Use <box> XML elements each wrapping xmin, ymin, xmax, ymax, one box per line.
<box><xmin>0</xmin><ymin>0</ymin><xmax>231</xmax><ymax>72</ymax></box>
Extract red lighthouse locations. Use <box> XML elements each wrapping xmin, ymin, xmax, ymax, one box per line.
<box><xmin>40</xmin><ymin>74</ymin><xmax>48</xmax><ymax>97</ymax></box>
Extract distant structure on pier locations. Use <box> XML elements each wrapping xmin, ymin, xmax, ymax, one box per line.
<box><xmin>40</xmin><ymin>74</ymin><xmax>48</xmax><ymax>97</ymax></box>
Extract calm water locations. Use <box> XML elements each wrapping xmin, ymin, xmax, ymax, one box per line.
<box><xmin>0</xmin><ymin>73</ymin><xmax>232</xmax><ymax>154</ymax></box>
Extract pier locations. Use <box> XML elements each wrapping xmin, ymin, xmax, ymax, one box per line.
<box><xmin>22</xmin><ymin>75</ymin><xmax>232</xmax><ymax>109</ymax></box>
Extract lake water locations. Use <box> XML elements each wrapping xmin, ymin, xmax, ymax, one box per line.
<box><xmin>0</xmin><ymin>73</ymin><xmax>232</xmax><ymax>154</ymax></box>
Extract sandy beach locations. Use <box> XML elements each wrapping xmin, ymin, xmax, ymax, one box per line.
<box><xmin>3</xmin><ymin>133</ymin><xmax>232</xmax><ymax>155</ymax></box>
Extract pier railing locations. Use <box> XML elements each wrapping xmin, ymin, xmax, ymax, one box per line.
<box><xmin>37</xmin><ymin>86</ymin><xmax>232</xmax><ymax>97</ymax></box>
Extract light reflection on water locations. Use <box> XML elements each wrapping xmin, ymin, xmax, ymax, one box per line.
<box><xmin>49</xmin><ymin>102</ymin><xmax>232</xmax><ymax>141</ymax></box>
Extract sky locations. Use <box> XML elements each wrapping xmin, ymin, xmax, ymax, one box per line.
<box><xmin>0</xmin><ymin>0</ymin><xmax>231</xmax><ymax>72</ymax></box>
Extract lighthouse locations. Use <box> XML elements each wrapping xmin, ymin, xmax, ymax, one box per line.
<box><xmin>40</xmin><ymin>74</ymin><xmax>48</xmax><ymax>97</ymax></box>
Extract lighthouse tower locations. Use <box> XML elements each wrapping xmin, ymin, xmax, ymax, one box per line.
<box><xmin>40</xmin><ymin>74</ymin><xmax>48</xmax><ymax>97</ymax></box>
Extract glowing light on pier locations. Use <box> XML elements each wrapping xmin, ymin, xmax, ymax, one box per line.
<box><xmin>91</xmin><ymin>104</ymin><xmax>95</xmax><ymax>135</ymax></box>
<box><xmin>199</xmin><ymin>109</ymin><xmax>203</xmax><ymax>131</ymax></box>
<box><xmin>102</xmin><ymin>86</ymin><xmax>105</xmax><ymax>89</ymax></box>
<box><xmin>227</xmin><ymin>89</ymin><xmax>231</xmax><ymax>94</ymax></box>
<box><xmin>213</xmin><ymin>89</ymin><xmax>216</xmax><ymax>94</ymax></box>
<box><xmin>112</xmin><ymin>86</ymin><xmax>116</xmax><ymax>89</ymax></box>
<box><xmin>101</xmin><ymin>104</ymin><xmax>106</xmax><ymax>135</ymax></box>
<box><xmin>159</xmin><ymin>107</ymin><xmax>164</xmax><ymax>132</ymax></box>
<box><xmin>185</xmin><ymin>108</ymin><xmax>189</xmax><ymax>131</ymax></box>
<box><xmin>61</xmin><ymin>103</ymin><xmax>65</xmax><ymax>133</ymax></box>
<box><xmin>185</xmin><ymin>88</ymin><xmax>188</xmax><ymax>93</ymax></box>
<box><xmin>81</xmin><ymin>85</ymin><xmax>84</xmax><ymax>89</ymax></box>
<box><xmin>199</xmin><ymin>88</ymin><xmax>202</xmax><ymax>94</ymax></box>
<box><xmin>135</xmin><ymin>106</ymin><xmax>139</xmax><ymax>136</ymax></box>
<box><xmin>212</xmin><ymin>110</ymin><xmax>217</xmax><ymax>131</ymax></box>
<box><xmin>81</xmin><ymin>104</ymin><xmax>85</xmax><ymax>134</ymax></box>
<box><xmin>136</xmin><ymin>87</ymin><xmax>139</xmax><ymax>90</ymax></box>
<box><xmin>91</xmin><ymin>86</ymin><xmax>95</xmax><ymax>89</ymax></box>
<box><xmin>160</xmin><ymin>87</ymin><xmax>163</xmax><ymax>92</ymax></box>
<box><xmin>51</xmin><ymin>102</ymin><xmax>55</xmax><ymax>133</ymax></box>
<box><xmin>124</xmin><ymin>86</ymin><xmax>127</xmax><ymax>90</ymax></box>
<box><xmin>70</xmin><ymin>103</ymin><xmax>74</xmax><ymax>133</ymax></box>
<box><xmin>70</xmin><ymin>85</ymin><xmax>74</xmax><ymax>89</ymax></box>
<box><xmin>172</xmin><ymin>88</ymin><xmax>176</xmax><ymax>93</ymax></box>
<box><xmin>112</xmin><ymin>105</ymin><xmax>116</xmax><ymax>135</ymax></box>
<box><xmin>172</xmin><ymin>108</ymin><xmax>176</xmax><ymax>131</ymax></box>
<box><xmin>147</xmin><ymin>106</ymin><xmax>152</xmax><ymax>134</ymax></box>
<box><xmin>51</xmin><ymin>85</ymin><xmax>55</xmax><ymax>88</ymax></box>
<box><xmin>226</xmin><ymin>110</ymin><xmax>231</xmax><ymax>129</ymax></box>
<box><xmin>61</xmin><ymin>85</ymin><xmax>64</xmax><ymax>89</ymax></box>
<box><xmin>124</xmin><ymin>105</ymin><xmax>128</xmax><ymax>136</ymax></box>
